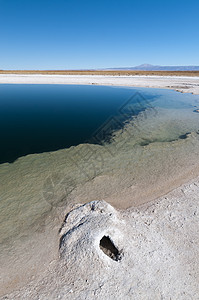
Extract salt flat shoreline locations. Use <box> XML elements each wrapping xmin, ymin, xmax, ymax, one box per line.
<box><xmin>2</xmin><ymin>176</ymin><xmax>199</xmax><ymax>299</ymax></box>
<box><xmin>1</xmin><ymin>74</ymin><xmax>199</xmax><ymax>298</ymax></box>
<box><xmin>0</xmin><ymin>74</ymin><xmax>199</xmax><ymax>94</ymax></box>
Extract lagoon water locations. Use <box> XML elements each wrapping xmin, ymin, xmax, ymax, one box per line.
<box><xmin>1</xmin><ymin>84</ymin><xmax>199</xmax><ymax>295</ymax></box>
<box><xmin>1</xmin><ymin>84</ymin><xmax>197</xmax><ymax>164</ymax></box>
<box><xmin>0</xmin><ymin>84</ymin><xmax>157</xmax><ymax>163</ymax></box>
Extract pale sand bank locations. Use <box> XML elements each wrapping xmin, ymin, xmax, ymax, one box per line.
<box><xmin>0</xmin><ymin>74</ymin><xmax>199</xmax><ymax>94</ymax></box>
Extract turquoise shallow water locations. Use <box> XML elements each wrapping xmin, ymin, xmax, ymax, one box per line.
<box><xmin>1</xmin><ymin>85</ymin><xmax>199</xmax><ymax>295</ymax></box>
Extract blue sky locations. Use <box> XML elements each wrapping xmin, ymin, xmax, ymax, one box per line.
<box><xmin>0</xmin><ymin>0</ymin><xmax>199</xmax><ymax>69</ymax></box>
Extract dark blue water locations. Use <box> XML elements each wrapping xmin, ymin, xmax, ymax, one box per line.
<box><xmin>0</xmin><ymin>84</ymin><xmax>156</xmax><ymax>163</ymax></box>
<box><xmin>0</xmin><ymin>84</ymin><xmax>198</xmax><ymax>164</ymax></box>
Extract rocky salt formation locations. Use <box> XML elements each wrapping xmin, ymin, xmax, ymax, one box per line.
<box><xmin>3</xmin><ymin>178</ymin><xmax>199</xmax><ymax>300</ymax></box>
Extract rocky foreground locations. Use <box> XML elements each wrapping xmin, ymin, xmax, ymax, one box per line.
<box><xmin>3</xmin><ymin>176</ymin><xmax>199</xmax><ymax>300</ymax></box>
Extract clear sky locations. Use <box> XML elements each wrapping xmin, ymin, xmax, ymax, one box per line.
<box><xmin>0</xmin><ymin>0</ymin><xmax>199</xmax><ymax>69</ymax></box>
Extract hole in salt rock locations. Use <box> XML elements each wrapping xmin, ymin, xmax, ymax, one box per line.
<box><xmin>99</xmin><ymin>236</ymin><xmax>122</xmax><ymax>261</ymax></box>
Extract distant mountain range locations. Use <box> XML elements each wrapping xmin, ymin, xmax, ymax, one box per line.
<box><xmin>105</xmin><ymin>64</ymin><xmax>199</xmax><ymax>71</ymax></box>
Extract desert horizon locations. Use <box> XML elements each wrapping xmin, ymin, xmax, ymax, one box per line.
<box><xmin>1</xmin><ymin>69</ymin><xmax>199</xmax><ymax>77</ymax></box>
